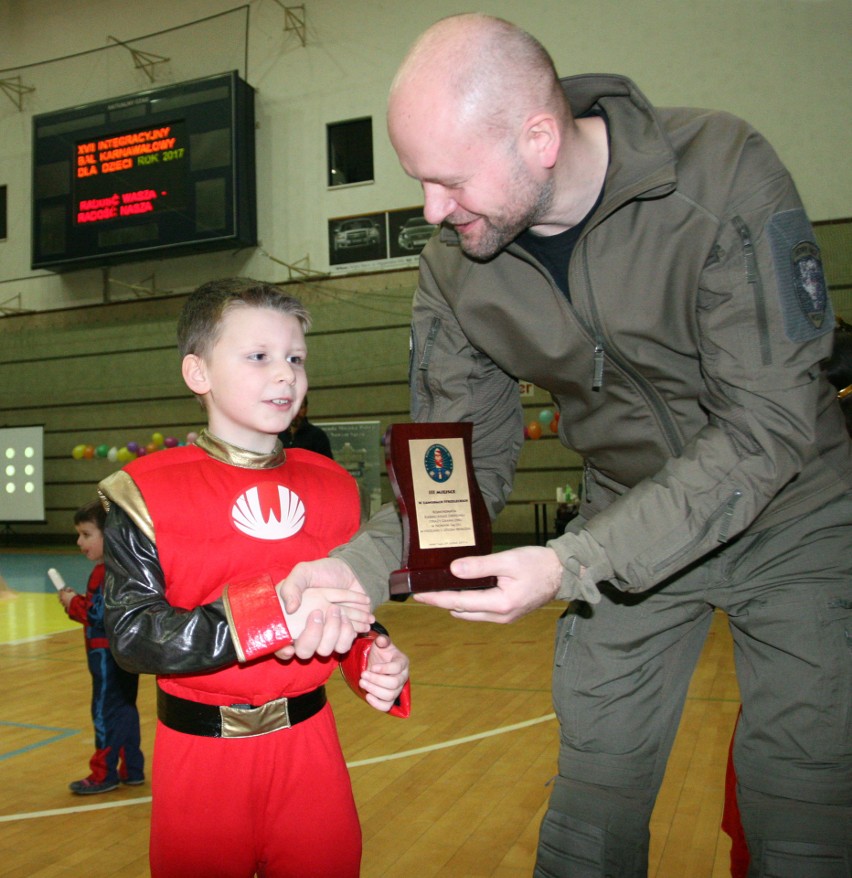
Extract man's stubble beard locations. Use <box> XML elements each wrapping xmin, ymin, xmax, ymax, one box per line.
<box><xmin>458</xmin><ymin>164</ymin><xmax>555</xmax><ymax>261</ymax></box>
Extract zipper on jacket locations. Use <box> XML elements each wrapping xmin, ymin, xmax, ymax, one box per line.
<box><xmin>593</xmin><ymin>341</ymin><xmax>605</xmax><ymax>391</ymax></box>
<box><xmin>716</xmin><ymin>490</ymin><xmax>743</xmax><ymax>542</ymax></box>
<box><xmin>578</xmin><ymin>241</ymin><xmax>685</xmax><ymax>456</ymax></box>
<box><xmin>651</xmin><ymin>489</ymin><xmax>743</xmax><ymax>575</ymax></box>
<box><xmin>582</xmin><ymin>461</ymin><xmax>592</xmax><ymax>505</ymax></box>
<box><xmin>732</xmin><ymin>216</ymin><xmax>772</xmax><ymax>366</ymax></box>
<box><xmin>510</xmin><ymin>240</ymin><xmax>608</xmax><ymax>398</ymax></box>
<box><xmin>413</xmin><ymin>316</ymin><xmax>441</xmax><ymax>420</ymax></box>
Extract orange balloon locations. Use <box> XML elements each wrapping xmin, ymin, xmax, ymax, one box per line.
<box><xmin>527</xmin><ymin>421</ymin><xmax>542</xmax><ymax>440</ymax></box>
<box><xmin>146</xmin><ymin>442</ymin><xmax>157</xmax><ymax>454</ymax></box>
<box><xmin>83</xmin><ymin>445</ymin><xmax>95</xmax><ymax>459</ymax></box>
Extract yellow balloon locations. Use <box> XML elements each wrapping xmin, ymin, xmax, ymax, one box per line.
<box><xmin>71</xmin><ymin>444</ymin><xmax>86</xmax><ymax>460</ymax></box>
<box><xmin>151</xmin><ymin>432</ymin><xmax>165</xmax><ymax>447</ymax></box>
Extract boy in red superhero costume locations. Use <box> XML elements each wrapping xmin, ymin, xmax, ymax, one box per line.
<box><xmin>99</xmin><ymin>278</ymin><xmax>410</xmax><ymax>878</ymax></box>
<box><xmin>57</xmin><ymin>499</ymin><xmax>144</xmax><ymax>794</ymax></box>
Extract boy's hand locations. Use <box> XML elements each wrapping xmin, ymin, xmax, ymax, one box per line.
<box><xmin>279</xmin><ymin>558</ymin><xmax>363</xmax><ymax>613</ymax></box>
<box><xmin>359</xmin><ymin>633</ymin><xmax>410</xmax><ymax>713</ymax></box>
<box><xmin>58</xmin><ymin>588</ymin><xmax>75</xmax><ymax>610</ymax></box>
<box><xmin>276</xmin><ymin>584</ymin><xmax>373</xmax><ymax>660</ymax></box>
<box><xmin>276</xmin><ymin>559</ymin><xmax>372</xmax><ymax>660</ymax></box>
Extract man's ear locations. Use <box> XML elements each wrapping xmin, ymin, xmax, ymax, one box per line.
<box><xmin>521</xmin><ymin>112</ymin><xmax>561</xmax><ymax>170</ymax></box>
<box><xmin>181</xmin><ymin>354</ymin><xmax>210</xmax><ymax>395</ymax></box>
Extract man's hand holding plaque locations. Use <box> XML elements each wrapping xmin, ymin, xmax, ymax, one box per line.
<box><xmin>385</xmin><ymin>422</ymin><xmax>497</xmax><ymax>598</ymax></box>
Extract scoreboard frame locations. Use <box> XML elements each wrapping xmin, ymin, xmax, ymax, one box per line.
<box><xmin>31</xmin><ymin>71</ymin><xmax>256</xmax><ymax>271</ymax></box>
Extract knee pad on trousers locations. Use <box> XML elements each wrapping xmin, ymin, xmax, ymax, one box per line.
<box><xmin>738</xmin><ymin>786</ymin><xmax>851</xmax><ymax>878</ymax></box>
<box><xmin>533</xmin><ymin>778</ymin><xmax>649</xmax><ymax>878</ymax></box>
<box><xmin>746</xmin><ymin>841</ymin><xmax>851</xmax><ymax>878</ymax></box>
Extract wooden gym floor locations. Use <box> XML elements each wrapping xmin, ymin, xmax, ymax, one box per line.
<box><xmin>0</xmin><ymin>551</ymin><xmax>739</xmax><ymax>877</ymax></box>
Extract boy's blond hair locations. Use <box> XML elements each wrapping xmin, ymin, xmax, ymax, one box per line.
<box><xmin>177</xmin><ymin>277</ymin><xmax>312</xmax><ymax>360</ymax></box>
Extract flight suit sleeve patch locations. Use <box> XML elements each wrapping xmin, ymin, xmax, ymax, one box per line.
<box><xmin>767</xmin><ymin>208</ymin><xmax>834</xmax><ymax>342</ymax></box>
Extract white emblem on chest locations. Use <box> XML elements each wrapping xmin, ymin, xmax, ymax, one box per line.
<box><xmin>231</xmin><ymin>483</ymin><xmax>305</xmax><ymax>540</ymax></box>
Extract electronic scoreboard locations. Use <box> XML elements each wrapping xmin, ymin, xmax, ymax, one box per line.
<box><xmin>32</xmin><ymin>71</ymin><xmax>256</xmax><ymax>270</ymax></box>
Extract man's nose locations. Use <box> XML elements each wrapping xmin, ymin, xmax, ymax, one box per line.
<box><xmin>422</xmin><ymin>183</ymin><xmax>455</xmax><ymax>225</ymax></box>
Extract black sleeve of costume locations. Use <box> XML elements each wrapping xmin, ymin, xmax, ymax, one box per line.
<box><xmin>103</xmin><ymin>503</ymin><xmax>239</xmax><ymax>675</ymax></box>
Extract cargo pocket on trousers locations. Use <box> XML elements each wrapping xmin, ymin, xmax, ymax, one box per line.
<box><xmin>552</xmin><ymin>607</ymin><xmax>582</xmax><ymax>744</ymax></box>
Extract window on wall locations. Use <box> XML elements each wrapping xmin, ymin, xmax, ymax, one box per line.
<box><xmin>327</xmin><ymin>117</ymin><xmax>373</xmax><ymax>187</ymax></box>
<box><xmin>0</xmin><ymin>185</ymin><xmax>6</xmax><ymax>240</ymax></box>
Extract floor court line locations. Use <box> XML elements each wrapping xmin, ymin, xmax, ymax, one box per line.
<box><xmin>0</xmin><ymin>720</ymin><xmax>79</xmax><ymax>762</ymax></box>
<box><xmin>2</xmin><ymin>554</ymin><xmax>558</xmax><ymax>825</ymax></box>
<box><xmin>0</xmin><ymin>794</ymin><xmax>153</xmax><ymax>823</ymax></box>
<box><xmin>0</xmin><ymin>712</ymin><xmax>557</xmax><ymax>823</ymax></box>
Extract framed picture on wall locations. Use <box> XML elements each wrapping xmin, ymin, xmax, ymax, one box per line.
<box><xmin>327</xmin><ymin>213</ymin><xmax>386</xmax><ymax>266</ymax></box>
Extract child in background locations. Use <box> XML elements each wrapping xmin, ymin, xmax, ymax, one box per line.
<box><xmin>99</xmin><ymin>278</ymin><xmax>410</xmax><ymax>878</ymax></box>
<box><xmin>57</xmin><ymin>499</ymin><xmax>144</xmax><ymax>794</ymax></box>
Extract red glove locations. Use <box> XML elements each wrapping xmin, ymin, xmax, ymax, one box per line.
<box><xmin>339</xmin><ymin>623</ymin><xmax>411</xmax><ymax>718</ymax></box>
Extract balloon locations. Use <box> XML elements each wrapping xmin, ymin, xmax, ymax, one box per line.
<box><xmin>550</xmin><ymin>418</ymin><xmax>559</xmax><ymax>434</ymax></box>
<box><xmin>107</xmin><ymin>446</ymin><xmax>119</xmax><ymax>462</ymax></box>
<box><xmin>83</xmin><ymin>445</ymin><xmax>95</xmax><ymax>459</ymax></box>
<box><xmin>151</xmin><ymin>432</ymin><xmax>165</xmax><ymax>447</ymax></box>
<box><xmin>95</xmin><ymin>444</ymin><xmax>109</xmax><ymax>458</ymax></box>
<box><xmin>72</xmin><ymin>444</ymin><xmax>86</xmax><ymax>460</ymax></box>
<box><xmin>164</xmin><ymin>436</ymin><xmax>178</xmax><ymax>448</ymax></box>
<box><xmin>538</xmin><ymin>409</ymin><xmax>553</xmax><ymax>425</ymax></box>
<box><xmin>117</xmin><ymin>447</ymin><xmax>132</xmax><ymax>463</ymax></box>
<box><xmin>145</xmin><ymin>442</ymin><xmax>157</xmax><ymax>454</ymax></box>
<box><xmin>126</xmin><ymin>441</ymin><xmax>139</xmax><ymax>454</ymax></box>
<box><xmin>527</xmin><ymin>421</ymin><xmax>542</xmax><ymax>440</ymax></box>
<box><xmin>186</xmin><ymin>431</ymin><xmax>199</xmax><ymax>445</ymax></box>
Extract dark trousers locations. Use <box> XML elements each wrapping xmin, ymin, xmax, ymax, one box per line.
<box><xmin>535</xmin><ymin>492</ymin><xmax>852</xmax><ymax>877</ymax></box>
<box><xmin>86</xmin><ymin>646</ymin><xmax>144</xmax><ymax>783</ymax></box>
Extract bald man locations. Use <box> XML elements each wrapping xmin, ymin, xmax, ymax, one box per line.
<box><xmin>284</xmin><ymin>14</ymin><xmax>852</xmax><ymax>877</ymax></box>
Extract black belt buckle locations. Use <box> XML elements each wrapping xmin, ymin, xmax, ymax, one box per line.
<box><xmin>157</xmin><ymin>686</ymin><xmax>326</xmax><ymax>738</ymax></box>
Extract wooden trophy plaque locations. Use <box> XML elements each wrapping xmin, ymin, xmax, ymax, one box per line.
<box><xmin>385</xmin><ymin>422</ymin><xmax>497</xmax><ymax>598</ymax></box>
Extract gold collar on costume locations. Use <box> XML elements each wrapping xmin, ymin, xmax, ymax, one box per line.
<box><xmin>838</xmin><ymin>384</ymin><xmax>852</xmax><ymax>401</ymax></box>
<box><xmin>196</xmin><ymin>430</ymin><xmax>287</xmax><ymax>469</ymax></box>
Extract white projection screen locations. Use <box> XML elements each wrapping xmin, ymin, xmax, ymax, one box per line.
<box><xmin>0</xmin><ymin>426</ymin><xmax>46</xmax><ymax>523</ymax></box>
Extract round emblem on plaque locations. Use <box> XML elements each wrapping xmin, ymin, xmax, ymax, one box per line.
<box><xmin>424</xmin><ymin>443</ymin><xmax>453</xmax><ymax>483</ymax></box>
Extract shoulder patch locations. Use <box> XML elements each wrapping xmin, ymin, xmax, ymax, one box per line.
<box><xmin>767</xmin><ymin>209</ymin><xmax>833</xmax><ymax>342</ymax></box>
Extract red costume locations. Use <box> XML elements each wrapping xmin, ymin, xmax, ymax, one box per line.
<box><xmin>100</xmin><ymin>433</ymin><xmax>368</xmax><ymax>877</ymax></box>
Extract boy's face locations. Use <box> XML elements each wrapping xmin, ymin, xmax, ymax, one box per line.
<box><xmin>182</xmin><ymin>305</ymin><xmax>308</xmax><ymax>452</ymax></box>
<box><xmin>75</xmin><ymin>521</ymin><xmax>104</xmax><ymax>562</ymax></box>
